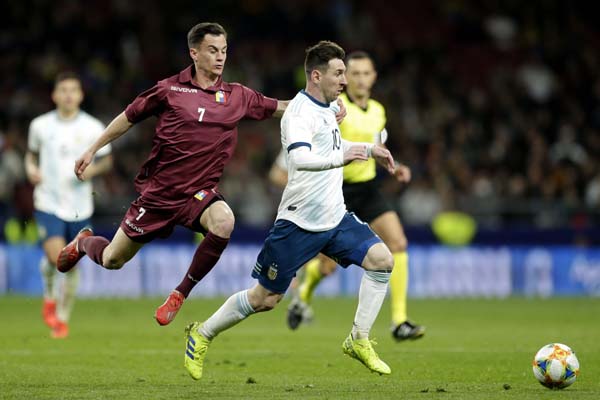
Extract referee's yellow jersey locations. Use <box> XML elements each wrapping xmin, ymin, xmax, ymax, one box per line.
<box><xmin>338</xmin><ymin>92</ymin><xmax>387</xmax><ymax>183</ymax></box>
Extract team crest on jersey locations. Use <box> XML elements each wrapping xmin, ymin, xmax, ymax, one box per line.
<box><xmin>194</xmin><ymin>190</ymin><xmax>208</xmax><ymax>201</ymax></box>
<box><xmin>215</xmin><ymin>90</ymin><xmax>226</xmax><ymax>103</ymax></box>
<box><xmin>267</xmin><ymin>263</ymin><xmax>278</xmax><ymax>280</ymax></box>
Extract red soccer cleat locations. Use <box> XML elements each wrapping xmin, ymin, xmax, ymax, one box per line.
<box><xmin>155</xmin><ymin>290</ymin><xmax>185</xmax><ymax>326</ymax></box>
<box><xmin>51</xmin><ymin>320</ymin><xmax>69</xmax><ymax>339</ymax></box>
<box><xmin>57</xmin><ymin>228</ymin><xmax>93</xmax><ymax>273</ymax></box>
<box><xmin>42</xmin><ymin>299</ymin><xmax>58</xmax><ymax>328</ymax></box>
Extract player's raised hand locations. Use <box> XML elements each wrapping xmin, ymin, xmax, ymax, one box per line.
<box><xmin>371</xmin><ymin>146</ymin><xmax>395</xmax><ymax>174</ymax></box>
<box><xmin>335</xmin><ymin>97</ymin><xmax>347</xmax><ymax>124</ymax></box>
<box><xmin>75</xmin><ymin>150</ymin><xmax>94</xmax><ymax>180</ymax></box>
<box><xmin>343</xmin><ymin>144</ymin><xmax>369</xmax><ymax>164</ymax></box>
<box><xmin>393</xmin><ymin>163</ymin><xmax>412</xmax><ymax>183</ymax></box>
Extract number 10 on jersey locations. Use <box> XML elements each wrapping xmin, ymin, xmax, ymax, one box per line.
<box><xmin>332</xmin><ymin>128</ymin><xmax>341</xmax><ymax>150</ymax></box>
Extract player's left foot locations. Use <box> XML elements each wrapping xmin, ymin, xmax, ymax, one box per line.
<box><xmin>286</xmin><ymin>299</ymin><xmax>312</xmax><ymax>330</ymax></box>
<box><xmin>155</xmin><ymin>290</ymin><xmax>185</xmax><ymax>326</ymax></box>
<box><xmin>42</xmin><ymin>299</ymin><xmax>58</xmax><ymax>328</ymax></box>
<box><xmin>391</xmin><ymin>320</ymin><xmax>425</xmax><ymax>341</ymax></box>
<box><xmin>57</xmin><ymin>228</ymin><xmax>93</xmax><ymax>273</ymax></box>
<box><xmin>51</xmin><ymin>320</ymin><xmax>69</xmax><ymax>339</ymax></box>
<box><xmin>342</xmin><ymin>334</ymin><xmax>391</xmax><ymax>375</ymax></box>
<box><xmin>184</xmin><ymin>322</ymin><xmax>211</xmax><ymax>380</ymax></box>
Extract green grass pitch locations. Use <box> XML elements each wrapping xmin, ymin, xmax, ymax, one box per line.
<box><xmin>1</xmin><ymin>296</ymin><xmax>599</xmax><ymax>399</ymax></box>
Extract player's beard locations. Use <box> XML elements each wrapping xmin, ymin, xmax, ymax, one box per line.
<box><xmin>325</xmin><ymin>88</ymin><xmax>343</xmax><ymax>103</ymax></box>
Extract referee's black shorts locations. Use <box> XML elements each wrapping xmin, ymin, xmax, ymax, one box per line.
<box><xmin>342</xmin><ymin>179</ymin><xmax>395</xmax><ymax>224</ymax></box>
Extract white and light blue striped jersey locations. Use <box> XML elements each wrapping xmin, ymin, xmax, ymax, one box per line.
<box><xmin>28</xmin><ymin>110</ymin><xmax>110</xmax><ymax>221</ymax></box>
<box><xmin>277</xmin><ymin>90</ymin><xmax>346</xmax><ymax>231</ymax></box>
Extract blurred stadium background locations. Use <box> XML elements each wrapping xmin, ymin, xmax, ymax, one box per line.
<box><xmin>2</xmin><ymin>1</ymin><xmax>600</xmax><ymax>399</ymax></box>
<box><xmin>2</xmin><ymin>0</ymin><xmax>600</xmax><ymax>296</ymax></box>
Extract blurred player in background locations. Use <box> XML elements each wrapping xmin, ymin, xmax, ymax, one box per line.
<box><xmin>25</xmin><ymin>72</ymin><xmax>112</xmax><ymax>338</ymax></box>
<box><xmin>56</xmin><ymin>22</ymin><xmax>344</xmax><ymax>327</ymax></box>
<box><xmin>184</xmin><ymin>41</ymin><xmax>398</xmax><ymax>380</ymax></box>
<box><xmin>271</xmin><ymin>51</ymin><xmax>425</xmax><ymax>341</ymax></box>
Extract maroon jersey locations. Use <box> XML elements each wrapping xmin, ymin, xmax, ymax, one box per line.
<box><xmin>124</xmin><ymin>65</ymin><xmax>277</xmax><ymax>209</ymax></box>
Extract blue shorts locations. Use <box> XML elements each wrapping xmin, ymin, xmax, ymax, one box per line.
<box><xmin>252</xmin><ymin>212</ymin><xmax>381</xmax><ymax>293</ymax></box>
<box><xmin>34</xmin><ymin>211</ymin><xmax>91</xmax><ymax>243</ymax></box>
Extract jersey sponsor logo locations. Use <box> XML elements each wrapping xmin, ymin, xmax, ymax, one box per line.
<box><xmin>170</xmin><ymin>86</ymin><xmax>198</xmax><ymax>93</ymax></box>
<box><xmin>125</xmin><ymin>218</ymin><xmax>145</xmax><ymax>234</ymax></box>
<box><xmin>215</xmin><ymin>90</ymin><xmax>226</xmax><ymax>103</ymax></box>
<box><xmin>267</xmin><ymin>263</ymin><xmax>278</xmax><ymax>280</ymax></box>
<box><xmin>287</xmin><ymin>205</ymin><xmax>297</xmax><ymax>211</ymax></box>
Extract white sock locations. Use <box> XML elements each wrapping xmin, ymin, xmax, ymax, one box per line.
<box><xmin>351</xmin><ymin>270</ymin><xmax>390</xmax><ymax>340</ymax></box>
<box><xmin>200</xmin><ymin>289</ymin><xmax>255</xmax><ymax>340</ymax></box>
<box><xmin>56</xmin><ymin>268</ymin><xmax>80</xmax><ymax>322</ymax></box>
<box><xmin>39</xmin><ymin>257</ymin><xmax>56</xmax><ymax>300</ymax></box>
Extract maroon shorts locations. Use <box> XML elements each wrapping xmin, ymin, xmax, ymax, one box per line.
<box><xmin>120</xmin><ymin>188</ymin><xmax>224</xmax><ymax>243</ymax></box>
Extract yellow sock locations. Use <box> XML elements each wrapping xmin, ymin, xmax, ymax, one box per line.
<box><xmin>390</xmin><ymin>252</ymin><xmax>408</xmax><ymax>325</ymax></box>
<box><xmin>299</xmin><ymin>258</ymin><xmax>323</xmax><ymax>304</ymax></box>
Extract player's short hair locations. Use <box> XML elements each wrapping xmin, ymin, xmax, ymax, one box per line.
<box><xmin>187</xmin><ymin>22</ymin><xmax>227</xmax><ymax>48</ymax></box>
<box><xmin>304</xmin><ymin>41</ymin><xmax>345</xmax><ymax>75</ymax></box>
<box><xmin>346</xmin><ymin>51</ymin><xmax>375</xmax><ymax>66</ymax></box>
<box><xmin>54</xmin><ymin>71</ymin><xmax>81</xmax><ymax>87</ymax></box>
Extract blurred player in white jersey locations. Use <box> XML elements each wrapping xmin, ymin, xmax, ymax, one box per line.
<box><xmin>25</xmin><ymin>72</ymin><xmax>112</xmax><ymax>338</ymax></box>
<box><xmin>183</xmin><ymin>41</ymin><xmax>400</xmax><ymax>380</ymax></box>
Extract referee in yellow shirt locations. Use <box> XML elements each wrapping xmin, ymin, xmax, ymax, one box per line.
<box><xmin>274</xmin><ymin>51</ymin><xmax>425</xmax><ymax>341</ymax></box>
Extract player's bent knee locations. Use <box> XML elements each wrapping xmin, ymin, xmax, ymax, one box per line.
<box><xmin>102</xmin><ymin>255</ymin><xmax>125</xmax><ymax>270</ymax></box>
<box><xmin>365</xmin><ymin>245</ymin><xmax>394</xmax><ymax>272</ymax></box>
<box><xmin>211</xmin><ymin>215</ymin><xmax>235</xmax><ymax>238</ymax></box>
<box><xmin>373</xmin><ymin>253</ymin><xmax>394</xmax><ymax>271</ymax></box>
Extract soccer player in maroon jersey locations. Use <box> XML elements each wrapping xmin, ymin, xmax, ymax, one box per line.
<box><xmin>57</xmin><ymin>22</ymin><xmax>344</xmax><ymax>326</ymax></box>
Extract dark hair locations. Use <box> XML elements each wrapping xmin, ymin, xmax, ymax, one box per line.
<box><xmin>54</xmin><ymin>71</ymin><xmax>81</xmax><ymax>87</ymax></box>
<box><xmin>187</xmin><ymin>22</ymin><xmax>227</xmax><ymax>48</ymax></box>
<box><xmin>304</xmin><ymin>41</ymin><xmax>345</xmax><ymax>75</ymax></box>
<box><xmin>346</xmin><ymin>50</ymin><xmax>374</xmax><ymax>65</ymax></box>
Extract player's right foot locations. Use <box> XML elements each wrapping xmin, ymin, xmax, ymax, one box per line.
<box><xmin>184</xmin><ymin>322</ymin><xmax>211</xmax><ymax>380</ymax></box>
<box><xmin>286</xmin><ymin>299</ymin><xmax>311</xmax><ymax>330</ymax></box>
<box><xmin>155</xmin><ymin>290</ymin><xmax>185</xmax><ymax>326</ymax></box>
<box><xmin>391</xmin><ymin>320</ymin><xmax>426</xmax><ymax>341</ymax></box>
<box><xmin>42</xmin><ymin>299</ymin><xmax>58</xmax><ymax>328</ymax></box>
<box><xmin>51</xmin><ymin>320</ymin><xmax>69</xmax><ymax>339</ymax></box>
<box><xmin>342</xmin><ymin>334</ymin><xmax>391</xmax><ymax>375</ymax></box>
<box><xmin>57</xmin><ymin>228</ymin><xmax>93</xmax><ymax>273</ymax></box>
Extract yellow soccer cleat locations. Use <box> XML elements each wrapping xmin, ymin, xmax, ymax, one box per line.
<box><xmin>184</xmin><ymin>322</ymin><xmax>211</xmax><ymax>380</ymax></box>
<box><xmin>342</xmin><ymin>334</ymin><xmax>391</xmax><ymax>375</ymax></box>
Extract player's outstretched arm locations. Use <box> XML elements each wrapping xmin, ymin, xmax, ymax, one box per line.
<box><xmin>75</xmin><ymin>112</ymin><xmax>132</xmax><ymax>180</ymax></box>
<box><xmin>288</xmin><ymin>144</ymin><xmax>369</xmax><ymax>172</ymax></box>
<box><xmin>272</xmin><ymin>100</ymin><xmax>290</xmax><ymax>118</ymax></box>
<box><xmin>342</xmin><ymin>144</ymin><xmax>369</xmax><ymax>165</ymax></box>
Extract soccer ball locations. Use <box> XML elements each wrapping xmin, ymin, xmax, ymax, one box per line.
<box><xmin>532</xmin><ymin>343</ymin><xmax>580</xmax><ymax>389</ymax></box>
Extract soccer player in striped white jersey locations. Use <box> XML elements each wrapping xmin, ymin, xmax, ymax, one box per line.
<box><xmin>183</xmin><ymin>41</ymin><xmax>398</xmax><ymax>380</ymax></box>
<box><xmin>275</xmin><ymin>51</ymin><xmax>425</xmax><ymax>341</ymax></box>
<box><xmin>25</xmin><ymin>72</ymin><xmax>112</xmax><ymax>338</ymax></box>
